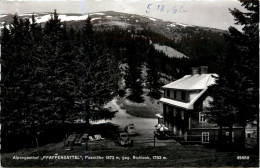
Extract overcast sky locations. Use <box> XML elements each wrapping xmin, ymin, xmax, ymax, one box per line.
<box><xmin>0</xmin><ymin>0</ymin><xmax>245</xmax><ymax>30</ymax></box>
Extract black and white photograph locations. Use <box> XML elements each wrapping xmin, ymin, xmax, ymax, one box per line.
<box><xmin>0</xmin><ymin>0</ymin><xmax>259</xmax><ymax>167</ymax></box>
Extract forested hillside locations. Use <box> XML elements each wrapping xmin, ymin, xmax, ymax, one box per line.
<box><xmin>0</xmin><ymin>10</ymin><xmax>231</xmax><ymax>152</ymax></box>
<box><xmin>0</xmin><ymin>11</ymin><xmax>229</xmax><ymax>75</ymax></box>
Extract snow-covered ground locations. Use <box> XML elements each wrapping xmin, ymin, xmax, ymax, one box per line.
<box><xmin>18</xmin><ymin>14</ymin><xmax>38</xmax><ymax>16</ymax></box>
<box><xmin>32</xmin><ymin>15</ymin><xmax>51</xmax><ymax>23</ymax></box>
<box><xmin>59</xmin><ymin>15</ymin><xmax>90</xmax><ymax>22</ymax></box>
<box><xmin>89</xmin><ymin>12</ymin><xmax>105</xmax><ymax>16</ymax></box>
<box><xmin>0</xmin><ymin>22</ymin><xmax>4</xmax><ymax>29</ymax></box>
<box><xmin>153</xmin><ymin>43</ymin><xmax>188</xmax><ymax>58</ymax></box>
<box><xmin>96</xmin><ymin>21</ymin><xmax>130</xmax><ymax>27</ymax></box>
<box><xmin>91</xmin><ymin>17</ymin><xmax>101</xmax><ymax>21</ymax></box>
<box><xmin>177</xmin><ymin>23</ymin><xmax>194</xmax><ymax>27</ymax></box>
<box><xmin>0</xmin><ymin>15</ymin><xmax>7</xmax><ymax>18</ymax></box>
<box><xmin>176</xmin><ymin>23</ymin><xmax>188</xmax><ymax>27</ymax></box>
<box><xmin>0</xmin><ymin>23</ymin><xmax>9</xmax><ymax>30</ymax></box>
<box><xmin>167</xmin><ymin>22</ymin><xmax>193</xmax><ymax>27</ymax></box>
<box><xmin>149</xmin><ymin>17</ymin><xmax>157</xmax><ymax>21</ymax></box>
<box><xmin>30</xmin><ymin>14</ymin><xmax>91</xmax><ymax>23</ymax></box>
<box><xmin>25</xmin><ymin>13</ymin><xmax>104</xmax><ymax>24</ymax></box>
<box><xmin>167</xmin><ymin>23</ymin><xmax>176</xmax><ymax>27</ymax></box>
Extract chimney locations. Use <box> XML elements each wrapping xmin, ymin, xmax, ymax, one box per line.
<box><xmin>200</xmin><ymin>66</ymin><xmax>208</xmax><ymax>74</ymax></box>
<box><xmin>191</xmin><ymin>67</ymin><xmax>199</xmax><ymax>75</ymax></box>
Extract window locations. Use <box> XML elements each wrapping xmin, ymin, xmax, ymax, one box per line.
<box><xmin>181</xmin><ymin>91</ymin><xmax>186</xmax><ymax>101</ymax></box>
<box><xmin>226</xmin><ymin>132</ymin><xmax>234</xmax><ymax>142</ymax></box>
<box><xmin>198</xmin><ymin>103</ymin><xmax>203</xmax><ymax>110</ymax></box>
<box><xmin>175</xmin><ymin>108</ymin><xmax>180</xmax><ymax>117</ymax></box>
<box><xmin>174</xmin><ymin>90</ymin><xmax>177</xmax><ymax>99</ymax></box>
<box><xmin>168</xmin><ymin>106</ymin><xmax>173</xmax><ymax>114</ymax></box>
<box><xmin>179</xmin><ymin>129</ymin><xmax>182</xmax><ymax>136</ymax></box>
<box><xmin>188</xmin><ymin>117</ymin><xmax>191</xmax><ymax>129</ymax></box>
<box><xmin>165</xmin><ymin>105</ymin><xmax>171</xmax><ymax>114</ymax></box>
<box><xmin>169</xmin><ymin>123</ymin><xmax>172</xmax><ymax>130</ymax></box>
<box><xmin>173</xmin><ymin>125</ymin><xmax>177</xmax><ymax>134</ymax></box>
<box><xmin>181</xmin><ymin>110</ymin><xmax>184</xmax><ymax>120</ymax></box>
<box><xmin>202</xmin><ymin>132</ymin><xmax>209</xmax><ymax>143</ymax></box>
<box><xmin>166</xmin><ymin>90</ymin><xmax>170</xmax><ymax>97</ymax></box>
<box><xmin>173</xmin><ymin>108</ymin><xmax>176</xmax><ymax>117</ymax></box>
<box><xmin>247</xmin><ymin>133</ymin><xmax>251</xmax><ymax>138</ymax></box>
<box><xmin>165</xmin><ymin>105</ymin><xmax>168</xmax><ymax>114</ymax></box>
<box><xmin>199</xmin><ymin>112</ymin><xmax>206</xmax><ymax>122</ymax></box>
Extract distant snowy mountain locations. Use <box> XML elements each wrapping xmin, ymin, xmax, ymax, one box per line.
<box><xmin>0</xmin><ymin>11</ymin><xmax>225</xmax><ymax>35</ymax></box>
<box><xmin>0</xmin><ymin>11</ymin><xmax>225</xmax><ymax>60</ymax></box>
<box><xmin>28</xmin><ymin>12</ymin><xmax>106</xmax><ymax>24</ymax></box>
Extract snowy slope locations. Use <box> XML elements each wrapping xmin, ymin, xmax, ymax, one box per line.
<box><xmin>153</xmin><ymin>44</ymin><xmax>188</xmax><ymax>58</ymax></box>
<box><xmin>30</xmin><ymin>14</ymin><xmax>100</xmax><ymax>24</ymax></box>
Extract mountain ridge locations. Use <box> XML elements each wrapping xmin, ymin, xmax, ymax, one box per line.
<box><xmin>0</xmin><ymin>10</ymin><xmax>229</xmax><ymax>73</ymax></box>
<box><xmin>0</xmin><ymin>11</ymin><xmax>226</xmax><ymax>33</ymax></box>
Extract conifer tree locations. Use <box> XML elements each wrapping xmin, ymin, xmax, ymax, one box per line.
<box><xmin>78</xmin><ymin>17</ymin><xmax>120</xmax><ymax>143</ymax></box>
<box><xmin>0</xmin><ymin>22</ymin><xmax>15</xmax><ymax>144</ymax></box>
<box><xmin>124</xmin><ymin>38</ymin><xmax>144</xmax><ymax>103</ymax></box>
<box><xmin>146</xmin><ymin>45</ymin><xmax>161</xmax><ymax>99</ymax></box>
<box><xmin>35</xmin><ymin>10</ymin><xmax>65</xmax><ymax>124</ymax></box>
<box><xmin>206</xmin><ymin>76</ymin><xmax>238</xmax><ymax>145</ymax></box>
<box><xmin>34</xmin><ymin>10</ymin><xmax>80</xmax><ymax>125</ymax></box>
<box><xmin>0</xmin><ymin>14</ymin><xmax>41</xmax><ymax>148</ymax></box>
<box><xmin>1</xmin><ymin>11</ymin><xmax>120</xmax><ymax>151</ymax></box>
<box><xmin>227</xmin><ymin>0</ymin><xmax>259</xmax><ymax>147</ymax></box>
<box><xmin>1</xmin><ymin>15</ymin><xmax>28</xmax><ymax>131</ymax></box>
<box><xmin>206</xmin><ymin>0</ymin><xmax>259</xmax><ymax>146</ymax></box>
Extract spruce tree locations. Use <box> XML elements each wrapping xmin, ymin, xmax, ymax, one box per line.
<box><xmin>36</xmin><ymin>10</ymin><xmax>64</xmax><ymax>124</ymax></box>
<box><xmin>78</xmin><ymin>17</ymin><xmax>120</xmax><ymax>146</ymax></box>
<box><xmin>227</xmin><ymin>0</ymin><xmax>259</xmax><ymax>147</ymax></box>
<box><xmin>0</xmin><ymin>14</ymin><xmax>40</xmax><ymax>149</ymax></box>
<box><xmin>146</xmin><ymin>45</ymin><xmax>161</xmax><ymax>99</ymax></box>
<box><xmin>206</xmin><ymin>0</ymin><xmax>259</xmax><ymax>147</ymax></box>
<box><xmin>206</xmin><ymin>76</ymin><xmax>238</xmax><ymax>145</ymax></box>
<box><xmin>124</xmin><ymin>38</ymin><xmax>145</xmax><ymax>103</ymax></box>
<box><xmin>1</xmin><ymin>11</ymin><xmax>120</xmax><ymax>151</ymax></box>
<box><xmin>35</xmin><ymin>10</ymin><xmax>80</xmax><ymax>125</ymax></box>
<box><xmin>0</xmin><ymin>23</ymin><xmax>15</xmax><ymax>148</ymax></box>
